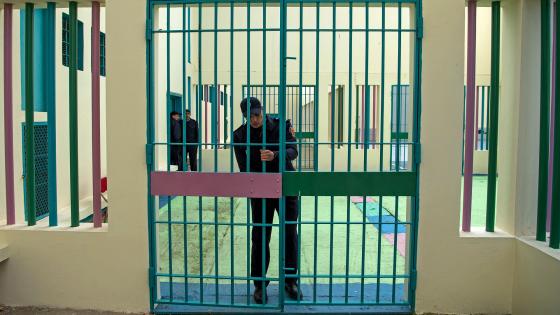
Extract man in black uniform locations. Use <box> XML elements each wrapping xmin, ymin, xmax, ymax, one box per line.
<box><xmin>169</xmin><ymin>111</ymin><xmax>183</xmax><ymax>171</ymax></box>
<box><xmin>233</xmin><ymin>97</ymin><xmax>302</xmax><ymax>304</ymax></box>
<box><xmin>184</xmin><ymin>109</ymin><xmax>199</xmax><ymax>171</ymax></box>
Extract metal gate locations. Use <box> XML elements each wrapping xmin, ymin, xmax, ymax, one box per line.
<box><xmin>146</xmin><ymin>0</ymin><xmax>422</xmax><ymax>313</ymax></box>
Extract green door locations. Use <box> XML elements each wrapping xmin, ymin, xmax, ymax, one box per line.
<box><xmin>147</xmin><ymin>1</ymin><xmax>421</xmax><ymax>313</ymax></box>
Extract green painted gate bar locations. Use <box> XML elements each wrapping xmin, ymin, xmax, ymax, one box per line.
<box><xmin>486</xmin><ymin>1</ymin><xmax>501</xmax><ymax>232</ymax></box>
<box><xmin>538</xmin><ymin>0</ymin><xmax>551</xmax><ymax>241</ymax></box>
<box><xmin>69</xmin><ymin>1</ymin><xmax>80</xmax><ymax>227</ymax></box>
<box><xmin>283</xmin><ymin>172</ymin><xmax>418</xmax><ymax>197</ymax></box>
<box><xmin>25</xmin><ymin>3</ymin><xmax>36</xmax><ymax>226</ymax></box>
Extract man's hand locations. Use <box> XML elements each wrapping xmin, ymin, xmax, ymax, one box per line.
<box><xmin>260</xmin><ymin>150</ymin><xmax>276</xmax><ymax>161</ymax></box>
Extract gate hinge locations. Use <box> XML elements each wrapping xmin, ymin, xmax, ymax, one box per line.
<box><xmin>148</xmin><ymin>267</ymin><xmax>155</xmax><ymax>289</ymax></box>
<box><xmin>417</xmin><ymin>16</ymin><xmax>423</xmax><ymax>39</ymax></box>
<box><xmin>146</xmin><ymin>19</ymin><xmax>153</xmax><ymax>41</ymax></box>
<box><xmin>415</xmin><ymin>143</ymin><xmax>421</xmax><ymax>165</ymax></box>
<box><xmin>146</xmin><ymin>144</ymin><xmax>153</xmax><ymax>166</ymax></box>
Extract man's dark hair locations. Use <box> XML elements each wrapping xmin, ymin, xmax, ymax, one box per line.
<box><xmin>185</xmin><ymin>109</ymin><xmax>191</xmax><ymax>114</ymax></box>
<box><xmin>240</xmin><ymin>97</ymin><xmax>262</xmax><ymax>118</ymax></box>
<box><xmin>170</xmin><ymin>111</ymin><xmax>180</xmax><ymax>118</ymax></box>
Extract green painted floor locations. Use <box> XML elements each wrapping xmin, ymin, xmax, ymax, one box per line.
<box><xmin>156</xmin><ymin>196</ymin><xmax>408</xmax><ymax>286</ymax></box>
<box><xmin>461</xmin><ymin>175</ymin><xmax>489</xmax><ymax>228</ymax></box>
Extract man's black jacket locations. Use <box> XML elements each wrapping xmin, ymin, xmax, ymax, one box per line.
<box><xmin>233</xmin><ymin>116</ymin><xmax>298</xmax><ymax>173</ymax></box>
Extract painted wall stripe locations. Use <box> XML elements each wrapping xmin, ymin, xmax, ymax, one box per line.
<box><xmin>25</xmin><ymin>3</ymin><xmax>36</xmax><ymax>226</ymax></box>
<box><xmin>150</xmin><ymin>172</ymin><xmax>282</xmax><ymax>198</ymax></box>
<box><xmin>69</xmin><ymin>1</ymin><xmax>79</xmax><ymax>227</ymax></box>
<box><xmin>486</xmin><ymin>1</ymin><xmax>501</xmax><ymax>232</ymax></box>
<box><xmin>46</xmin><ymin>2</ymin><xmax>58</xmax><ymax>226</ymax></box>
<box><xmin>548</xmin><ymin>1</ymin><xmax>557</xmax><ymax>233</ymax></box>
<box><xmin>462</xmin><ymin>0</ymin><xmax>477</xmax><ymax>232</ymax></box>
<box><xmin>3</xmin><ymin>4</ymin><xmax>15</xmax><ymax>225</ymax></box>
<box><xmin>538</xmin><ymin>0</ymin><xmax>551</xmax><ymax>241</ymax></box>
<box><xmin>550</xmin><ymin>0</ymin><xmax>560</xmax><ymax>249</ymax></box>
<box><xmin>92</xmin><ymin>1</ymin><xmax>102</xmax><ymax>227</ymax></box>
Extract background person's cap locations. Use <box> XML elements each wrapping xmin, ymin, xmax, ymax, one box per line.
<box><xmin>240</xmin><ymin>97</ymin><xmax>262</xmax><ymax>117</ymax></box>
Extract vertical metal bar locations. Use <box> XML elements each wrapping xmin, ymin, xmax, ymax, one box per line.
<box><xmin>328</xmin><ymin>2</ymin><xmax>336</xmax><ymax>303</ymax></box>
<box><xmin>69</xmin><ymin>1</ymin><xmax>79</xmax><ymax>227</ymax></box>
<box><xmin>92</xmin><ymin>1</ymin><xmax>102</xmax><ymax>228</ymax></box>
<box><xmin>299</xmin><ymin>2</ymin><xmax>303</xmax><ymax>172</ymax></box>
<box><xmin>410</xmin><ymin>0</ymin><xmax>423</xmax><ymax>308</ymax></box>
<box><xmin>538</xmin><ymin>0</ymin><xmax>551</xmax><ymax>241</ymax></box>
<box><xmin>24</xmin><ymin>2</ymin><xmax>36</xmax><ymax>226</ymax></box>
<box><xmin>229</xmin><ymin>2</ymin><xmax>235</xmax><ymax>305</ymax></box>
<box><xmin>45</xmin><ymin>2</ymin><xmax>58</xmax><ymax>226</ymax></box>
<box><xmin>313</xmin><ymin>2</ymin><xmax>320</xmax><ymax>303</ymax></box>
<box><xmin>551</xmin><ymin>0</ymin><xmax>560</xmax><ymax>249</ymax></box>
<box><xmin>345</xmin><ymin>1</ymin><xmax>353</xmax><ymax>304</ymax></box>
<box><xmin>392</xmin><ymin>2</ymin><xmax>403</xmax><ymax>303</ymax></box>
<box><xmin>213</xmin><ymin>2</ymin><xmax>219</xmax><ymax>303</ymax></box>
<box><xmin>182</xmin><ymin>3</ymin><xmax>189</xmax><ymax>301</ymax></box>
<box><xmin>361</xmin><ymin>1</ymin><xmax>370</xmax><ymax>304</ymax></box>
<box><xmin>486</xmin><ymin>1</ymin><xmax>501</xmax><ymax>232</ymax></box>
<box><xmin>279</xmin><ymin>0</ymin><xmax>287</xmax><ymax>309</ymax></box>
<box><xmin>146</xmin><ymin>3</ymin><xmax>156</xmax><ymax>309</ymax></box>
<box><xmin>377</xmin><ymin>1</ymin><xmax>386</xmax><ymax>302</ymax></box>
<box><xmin>197</xmin><ymin>2</ymin><xmax>204</xmax><ymax>302</ymax></box>
<box><xmin>3</xmin><ymin>3</ymin><xmax>15</xmax><ymax>225</ymax></box>
<box><xmin>165</xmin><ymin>4</ymin><xmax>173</xmax><ymax>301</ymax></box>
<box><xmin>463</xmin><ymin>0</ymin><xmax>477</xmax><ymax>232</ymax></box>
<box><xmin>245</xmin><ymin>0</ymin><xmax>252</xmax><ymax>305</ymax></box>
<box><xmin>262</xmin><ymin>1</ymin><xmax>269</xmax><ymax>302</ymax></box>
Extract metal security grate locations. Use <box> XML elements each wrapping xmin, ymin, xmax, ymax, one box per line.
<box><xmin>147</xmin><ymin>0</ymin><xmax>422</xmax><ymax>313</ymax></box>
<box><xmin>23</xmin><ymin>123</ymin><xmax>49</xmax><ymax>219</ymax></box>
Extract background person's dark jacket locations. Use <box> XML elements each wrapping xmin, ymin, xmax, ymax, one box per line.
<box><xmin>170</xmin><ymin>119</ymin><xmax>183</xmax><ymax>166</ymax></box>
<box><xmin>185</xmin><ymin>118</ymin><xmax>199</xmax><ymax>145</ymax></box>
<box><xmin>233</xmin><ymin>116</ymin><xmax>298</xmax><ymax>173</ymax></box>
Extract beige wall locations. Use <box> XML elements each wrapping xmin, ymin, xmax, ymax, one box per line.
<box><xmin>513</xmin><ymin>238</ymin><xmax>560</xmax><ymax>315</ymax></box>
<box><xmin>0</xmin><ymin>0</ymin><xmax>149</xmax><ymax>312</ymax></box>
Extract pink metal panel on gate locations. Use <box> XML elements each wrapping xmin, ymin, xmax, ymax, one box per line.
<box><xmin>150</xmin><ymin>172</ymin><xmax>282</xmax><ymax>198</ymax></box>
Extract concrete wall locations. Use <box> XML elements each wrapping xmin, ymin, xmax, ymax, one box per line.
<box><xmin>0</xmin><ymin>4</ymin><xmax>107</xmax><ymax>225</ymax></box>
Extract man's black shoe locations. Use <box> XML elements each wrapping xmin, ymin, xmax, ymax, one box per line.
<box><xmin>285</xmin><ymin>282</ymin><xmax>303</xmax><ymax>300</ymax></box>
<box><xmin>253</xmin><ymin>286</ymin><xmax>268</xmax><ymax>304</ymax></box>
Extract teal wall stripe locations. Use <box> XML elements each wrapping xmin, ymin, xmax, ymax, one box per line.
<box><xmin>46</xmin><ymin>2</ymin><xmax>58</xmax><ymax>226</ymax></box>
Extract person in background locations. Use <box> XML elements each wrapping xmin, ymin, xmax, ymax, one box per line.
<box><xmin>184</xmin><ymin>109</ymin><xmax>199</xmax><ymax>171</ymax></box>
<box><xmin>233</xmin><ymin>97</ymin><xmax>302</xmax><ymax>304</ymax></box>
<box><xmin>169</xmin><ymin>111</ymin><xmax>183</xmax><ymax>171</ymax></box>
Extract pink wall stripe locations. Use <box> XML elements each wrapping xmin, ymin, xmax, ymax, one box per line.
<box><xmin>91</xmin><ymin>2</ymin><xmax>102</xmax><ymax>227</ymax></box>
<box><xmin>463</xmin><ymin>0</ymin><xmax>477</xmax><ymax>232</ymax></box>
<box><xmin>3</xmin><ymin>4</ymin><xmax>15</xmax><ymax>225</ymax></box>
<box><xmin>150</xmin><ymin>172</ymin><xmax>282</xmax><ymax>198</ymax></box>
<box><xmin>548</xmin><ymin>2</ymin><xmax>557</xmax><ymax>232</ymax></box>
